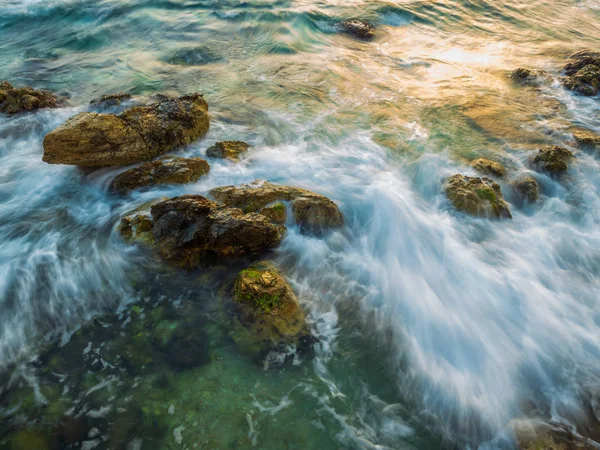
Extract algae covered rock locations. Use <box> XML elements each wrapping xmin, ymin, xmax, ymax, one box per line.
<box><xmin>340</xmin><ymin>19</ymin><xmax>375</xmax><ymax>41</ymax></box>
<box><xmin>0</xmin><ymin>81</ymin><xmax>59</xmax><ymax>114</ymax></box>
<box><xmin>232</xmin><ymin>262</ymin><xmax>311</xmax><ymax>353</ymax></box>
<box><xmin>43</xmin><ymin>93</ymin><xmax>209</xmax><ymax>168</ymax></box>
<box><xmin>89</xmin><ymin>92</ymin><xmax>132</xmax><ymax>107</ymax></box>
<box><xmin>562</xmin><ymin>51</ymin><xmax>600</xmax><ymax>96</ymax></box>
<box><xmin>445</xmin><ymin>174</ymin><xmax>512</xmax><ymax>219</ymax></box>
<box><xmin>532</xmin><ymin>146</ymin><xmax>574</xmax><ymax>174</ymax></box>
<box><xmin>470</xmin><ymin>158</ymin><xmax>506</xmax><ymax>178</ymax></box>
<box><xmin>206</xmin><ymin>140</ymin><xmax>250</xmax><ymax>161</ymax></box>
<box><xmin>509</xmin><ymin>68</ymin><xmax>548</xmax><ymax>86</ymax></box>
<box><xmin>120</xmin><ymin>195</ymin><xmax>284</xmax><ymax>268</ymax></box>
<box><xmin>511</xmin><ymin>175</ymin><xmax>539</xmax><ymax>204</ymax></box>
<box><xmin>210</xmin><ymin>181</ymin><xmax>343</xmax><ymax>232</ymax></box>
<box><xmin>111</xmin><ymin>156</ymin><xmax>210</xmax><ymax>193</ymax></box>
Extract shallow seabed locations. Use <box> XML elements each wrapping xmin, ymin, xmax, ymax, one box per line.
<box><xmin>1</xmin><ymin>0</ymin><xmax>600</xmax><ymax>449</ymax></box>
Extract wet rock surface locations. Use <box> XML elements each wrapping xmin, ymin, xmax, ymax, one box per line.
<box><xmin>339</xmin><ymin>19</ymin><xmax>375</xmax><ymax>41</ymax></box>
<box><xmin>43</xmin><ymin>93</ymin><xmax>210</xmax><ymax>167</ymax></box>
<box><xmin>206</xmin><ymin>140</ymin><xmax>250</xmax><ymax>161</ymax></box>
<box><xmin>532</xmin><ymin>146</ymin><xmax>574</xmax><ymax>174</ymax></box>
<box><xmin>89</xmin><ymin>92</ymin><xmax>132</xmax><ymax>107</ymax></box>
<box><xmin>573</xmin><ymin>129</ymin><xmax>600</xmax><ymax>150</ymax></box>
<box><xmin>470</xmin><ymin>158</ymin><xmax>506</xmax><ymax>178</ymax></box>
<box><xmin>510</xmin><ymin>68</ymin><xmax>549</xmax><ymax>86</ymax></box>
<box><xmin>562</xmin><ymin>50</ymin><xmax>600</xmax><ymax>96</ymax></box>
<box><xmin>446</xmin><ymin>174</ymin><xmax>512</xmax><ymax>219</ymax></box>
<box><xmin>121</xmin><ymin>195</ymin><xmax>285</xmax><ymax>268</ymax></box>
<box><xmin>0</xmin><ymin>81</ymin><xmax>59</xmax><ymax>114</ymax></box>
<box><xmin>511</xmin><ymin>175</ymin><xmax>539</xmax><ymax>204</ymax></box>
<box><xmin>210</xmin><ymin>181</ymin><xmax>343</xmax><ymax>232</ymax></box>
<box><xmin>111</xmin><ymin>156</ymin><xmax>210</xmax><ymax>193</ymax></box>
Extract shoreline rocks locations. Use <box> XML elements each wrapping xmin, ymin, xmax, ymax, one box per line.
<box><xmin>210</xmin><ymin>181</ymin><xmax>343</xmax><ymax>232</ymax></box>
<box><xmin>340</xmin><ymin>19</ymin><xmax>375</xmax><ymax>41</ymax></box>
<box><xmin>120</xmin><ymin>195</ymin><xmax>284</xmax><ymax>268</ymax></box>
<box><xmin>445</xmin><ymin>174</ymin><xmax>512</xmax><ymax>219</ymax></box>
<box><xmin>509</xmin><ymin>68</ymin><xmax>549</xmax><ymax>86</ymax></box>
<box><xmin>111</xmin><ymin>156</ymin><xmax>210</xmax><ymax>193</ymax></box>
<box><xmin>89</xmin><ymin>92</ymin><xmax>132</xmax><ymax>108</ymax></box>
<box><xmin>531</xmin><ymin>146</ymin><xmax>574</xmax><ymax>174</ymax></box>
<box><xmin>0</xmin><ymin>81</ymin><xmax>59</xmax><ymax>114</ymax></box>
<box><xmin>43</xmin><ymin>93</ymin><xmax>209</xmax><ymax>168</ymax></box>
<box><xmin>206</xmin><ymin>140</ymin><xmax>250</xmax><ymax>161</ymax></box>
<box><xmin>562</xmin><ymin>50</ymin><xmax>600</xmax><ymax>96</ymax></box>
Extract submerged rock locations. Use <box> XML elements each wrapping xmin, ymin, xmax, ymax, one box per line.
<box><xmin>89</xmin><ymin>92</ymin><xmax>132</xmax><ymax>107</ymax></box>
<box><xmin>511</xmin><ymin>175</ymin><xmax>539</xmax><ymax>204</ymax></box>
<box><xmin>509</xmin><ymin>68</ymin><xmax>548</xmax><ymax>86</ymax></box>
<box><xmin>167</xmin><ymin>45</ymin><xmax>222</xmax><ymax>66</ymax></box>
<box><xmin>43</xmin><ymin>93</ymin><xmax>209</xmax><ymax>168</ymax></box>
<box><xmin>531</xmin><ymin>146</ymin><xmax>574</xmax><ymax>173</ymax></box>
<box><xmin>562</xmin><ymin>51</ymin><xmax>600</xmax><ymax>96</ymax></box>
<box><xmin>232</xmin><ymin>262</ymin><xmax>311</xmax><ymax>353</ymax></box>
<box><xmin>0</xmin><ymin>81</ymin><xmax>59</xmax><ymax>114</ymax></box>
<box><xmin>573</xmin><ymin>129</ymin><xmax>600</xmax><ymax>150</ymax></box>
<box><xmin>340</xmin><ymin>19</ymin><xmax>375</xmax><ymax>41</ymax></box>
<box><xmin>120</xmin><ymin>195</ymin><xmax>284</xmax><ymax>268</ymax></box>
<box><xmin>206</xmin><ymin>140</ymin><xmax>250</xmax><ymax>161</ymax></box>
<box><xmin>210</xmin><ymin>181</ymin><xmax>343</xmax><ymax>232</ymax></box>
<box><xmin>111</xmin><ymin>156</ymin><xmax>210</xmax><ymax>193</ymax></box>
<box><xmin>445</xmin><ymin>174</ymin><xmax>512</xmax><ymax>219</ymax></box>
<box><xmin>470</xmin><ymin>158</ymin><xmax>506</xmax><ymax>178</ymax></box>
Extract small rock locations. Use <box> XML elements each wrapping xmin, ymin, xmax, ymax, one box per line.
<box><xmin>445</xmin><ymin>174</ymin><xmax>512</xmax><ymax>219</ymax></box>
<box><xmin>206</xmin><ymin>140</ymin><xmax>250</xmax><ymax>161</ymax></box>
<box><xmin>511</xmin><ymin>175</ymin><xmax>539</xmax><ymax>204</ymax></box>
<box><xmin>470</xmin><ymin>158</ymin><xmax>506</xmax><ymax>177</ymax></box>
<box><xmin>509</xmin><ymin>68</ymin><xmax>548</xmax><ymax>86</ymax></box>
<box><xmin>340</xmin><ymin>19</ymin><xmax>376</xmax><ymax>41</ymax></box>
<box><xmin>43</xmin><ymin>93</ymin><xmax>210</xmax><ymax>168</ymax></box>
<box><xmin>89</xmin><ymin>92</ymin><xmax>132</xmax><ymax>107</ymax></box>
<box><xmin>532</xmin><ymin>146</ymin><xmax>574</xmax><ymax>173</ymax></box>
<box><xmin>111</xmin><ymin>156</ymin><xmax>210</xmax><ymax>193</ymax></box>
<box><xmin>210</xmin><ymin>181</ymin><xmax>343</xmax><ymax>232</ymax></box>
<box><xmin>167</xmin><ymin>46</ymin><xmax>222</xmax><ymax>66</ymax></box>
<box><xmin>0</xmin><ymin>81</ymin><xmax>59</xmax><ymax>114</ymax></box>
<box><xmin>573</xmin><ymin>129</ymin><xmax>600</xmax><ymax>150</ymax></box>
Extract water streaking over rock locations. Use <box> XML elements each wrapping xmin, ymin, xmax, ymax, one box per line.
<box><xmin>1</xmin><ymin>0</ymin><xmax>600</xmax><ymax>449</ymax></box>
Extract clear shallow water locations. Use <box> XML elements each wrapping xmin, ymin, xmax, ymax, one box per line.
<box><xmin>1</xmin><ymin>0</ymin><xmax>600</xmax><ymax>449</ymax></box>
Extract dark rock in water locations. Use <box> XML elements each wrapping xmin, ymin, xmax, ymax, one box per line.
<box><xmin>89</xmin><ymin>92</ymin><xmax>132</xmax><ymax>107</ymax></box>
<box><xmin>562</xmin><ymin>51</ymin><xmax>600</xmax><ymax>96</ymax></box>
<box><xmin>532</xmin><ymin>146</ymin><xmax>574</xmax><ymax>173</ymax></box>
<box><xmin>167</xmin><ymin>45</ymin><xmax>222</xmax><ymax>65</ymax></box>
<box><xmin>470</xmin><ymin>158</ymin><xmax>506</xmax><ymax>178</ymax></box>
<box><xmin>206</xmin><ymin>140</ymin><xmax>250</xmax><ymax>161</ymax></box>
<box><xmin>120</xmin><ymin>195</ymin><xmax>285</xmax><ymax>268</ymax></box>
<box><xmin>111</xmin><ymin>156</ymin><xmax>210</xmax><ymax>193</ymax></box>
<box><xmin>340</xmin><ymin>19</ymin><xmax>376</xmax><ymax>41</ymax></box>
<box><xmin>0</xmin><ymin>81</ymin><xmax>59</xmax><ymax>114</ymax></box>
<box><xmin>165</xmin><ymin>324</ymin><xmax>209</xmax><ymax>370</ymax></box>
<box><xmin>509</xmin><ymin>68</ymin><xmax>548</xmax><ymax>86</ymax></box>
<box><xmin>231</xmin><ymin>261</ymin><xmax>312</xmax><ymax>356</ymax></box>
<box><xmin>563</xmin><ymin>50</ymin><xmax>600</xmax><ymax>76</ymax></box>
<box><xmin>445</xmin><ymin>174</ymin><xmax>512</xmax><ymax>219</ymax></box>
<box><xmin>511</xmin><ymin>175</ymin><xmax>539</xmax><ymax>204</ymax></box>
<box><xmin>43</xmin><ymin>93</ymin><xmax>210</xmax><ymax>167</ymax></box>
<box><xmin>210</xmin><ymin>181</ymin><xmax>343</xmax><ymax>232</ymax></box>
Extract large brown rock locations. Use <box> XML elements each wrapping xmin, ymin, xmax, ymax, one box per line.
<box><xmin>210</xmin><ymin>181</ymin><xmax>343</xmax><ymax>232</ymax></box>
<box><xmin>446</xmin><ymin>174</ymin><xmax>512</xmax><ymax>219</ymax></box>
<box><xmin>0</xmin><ymin>81</ymin><xmax>59</xmax><ymax>114</ymax></box>
<box><xmin>43</xmin><ymin>93</ymin><xmax>209</xmax><ymax>168</ymax></box>
<box><xmin>532</xmin><ymin>146</ymin><xmax>574</xmax><ymax>174</ymax></box>
<box><xmin>120</xmin><ymin>195</ymin><xmax>284</xmax><ymax>268</ymax></box>
<box><xmin>231</xmin><ymin>262</ymin><xmax>311</xmax><ymax>356</ymax></box>
<box><xmin>562</xmin><ymin>51</ymin><xmax>600</xmax><ymax>96</ymax></box>
<box><xmin>111</xmin><ymin>156</ymin><xmax>210</xmax><ymax>193</ymax></box>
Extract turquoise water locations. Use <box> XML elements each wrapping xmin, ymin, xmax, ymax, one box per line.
<box><xmin>1</xmin><ymin>1</ymin><xmax>600</xmax><ymax>449</ymax></box>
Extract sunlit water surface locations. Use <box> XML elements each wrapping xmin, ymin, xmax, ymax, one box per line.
<box><xmin>1</xmin><ymin>0</ymin><xmax>600</xmax><ymax>449</ymax></box>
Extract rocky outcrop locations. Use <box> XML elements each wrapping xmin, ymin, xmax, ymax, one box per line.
<box><xmin>512</xmin><ymin>175</ymin><xmax>539</xmax><ymax>204</ymax></box>
<box><xmin>43</xmin><ymin>93</ymin><xmax>209</xmax><ymax>168</ymax></box>
<box><xmin>89</xmin><ymin>92</ymin><xmax>132</xmax><ymax>107</ymax></box>
<box><xmin>0</xmin><ymin>81</ymin><xmax>59</xmax><ymax>114</ymax></box>
<box><xmin>232</xmin><ymin>262</ymin><xmax>311</xmax><ymax>354</ymax></box>
<box><xmin>340</xmin><ymin>19</ymin><xmax>375</xmax><ymax>41</ymax></box>
<box><xmin>120</xmin><ymin>195</ymin><xmax>284</xmax><ymax>268</ymax></box>
<box><xmin>470</xmin><ymin>158</ymin><xmax>506</xmax><ymax>177</ymax></box>
<box><xmin>445</xmin><ymin>174</ymin><xmax>512</xmax><ymax>219</ymax></box>
<box><xmin>111</xmin><ymin>156</ymin><xmax>210</xmax><ymax>193</ymax></box>
<box><xmin>510</xmin><ymin>68</ymin><xmax>548</xmax><ymax>86</ymax></box>
<box><xmin>210</xmin><ymin>181</ymin><xmax>343</xmax><ymax>232</ymax></box>
<box><xmin>562</xmin><ymin>50</ymin><xmax>600</xmax><ymax>96</ymax></box>
<box><xmin>532</xmin><ymin>146</ymin><xmax>574</xmax><ymax>174</ymax></box>
<box><xmin>206</xmin><ymin>140</ymin><xmax>250</xmax><ymax>161</ymax></box>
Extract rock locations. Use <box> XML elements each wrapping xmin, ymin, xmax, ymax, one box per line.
<box><xmin>470</xmin><ymin>158</ymin><xmax>506</xmax><ymax>177</ymax></box>
<box><xmin>512</xmin><ymin>175</ymin><xmax>539</xmax><ymax>204</ymax></box>
<box><xmin>167</xmin><ymin>45</ymin><xmax>222</xmax><ymax>65</ymax></box>
<box><xmin>573</xmin><ymin>129</ymin><xmax>600</xmax><ymax>150</ymax></box>
<box><xmin>0</xmin><ymin>81</ymin><xmax>59</xmax><ymax>114</ymax></box>
<box><xmin>445</xmin><ymin>174</ymin><xmax>512</xmax><ymax>219</ymax></box>
<box><xmin>165</xmin><ymin>324</ymin><xmax>209</xmax><ymax>371</ymax></box>
<box><xmin>120</xmin><ymin>195</ymin><xmax>284</xmax><ymax>268</ymax></box>
<box><xmin>260</xmin><ymin>202</ymin><xmax>286</xmax><ymax>225</ymax></box>
<box><xmin>510</xmin><ymin>68</ymin><xmax>548</xmax><ymax>86</ymax></box>
<box><xmin>532</xmin><ymin>146</ymin><xmax>574</xmax><ymax>173</ymax></box>
<box><xmin>89</xmin><ymin>92</ymin><xmax>132</xmax><ymax>107</ymax></box>
<box><xmin>340</xmin><ymin>19</ymin><xmax>375</xmax><ymax>41</ymax></box>
<box><xmin>515</xmin><ymin>420</ymin><xmax>599</xmax><ymax>450</ymax></box>
<box><xmin>206</xmin><ymin>140</ymin><xmax>250</xmax><ymax>161</ymax></box>
<box><xmin>210</xmin><ymin>181</ymin><xmax>343</xmax><ymax>232</ymax></box>
<box><xmin>562</xmin><ymin>64</ymin><xmax>600</xmax><ymax>96</ymax></box>
<box><xmin>563</xmin><ymin>50</ymin><xmax>600</xmax><ymax>76</ymax></box>
<box><xmin>111</xmin><ymin>156</ymin><xmax>210</xmax><ymax>193</ymax></box>
<box><xmin>232</xmin><ymin>262</ymin><xmax>311</xmax><ymax>351</ymax></box>
<box><xmin>43</xmin><ymin>93</ymin><xmax>209</xmax><ymax>168</ymax></box>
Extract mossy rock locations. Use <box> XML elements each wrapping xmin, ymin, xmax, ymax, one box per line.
<box><xmin>206</xmin><ymin>140</ymin><xmax>250</xmax><ymax>161</ymax></box>
<box><xmin>0</xmin><ymin>81</ymin><xmax>59</xmax><ymax>114</ymax></box>
<box><xmin>470</xmin><ymin>158</ymin><xmax>506</xmax><ymax>178</ymax></box>
<box><xmin>532</xmin><ymin>146</ymin><xmax>574</xmax><ymax>174</ymax></box>
<box><xmin>445</xmin><ymin>174</ymin><xmax>512</xmax><ymax>219</ymax></box>
<box><xmin>511</xmin><ymin>175</ymin><xmax>539</xmax><ymax>204</ymax></box>
<box><xmin>260</xmin><ymin>202</ymin><xmax>287</xmax><ymax>225</ymax></box>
